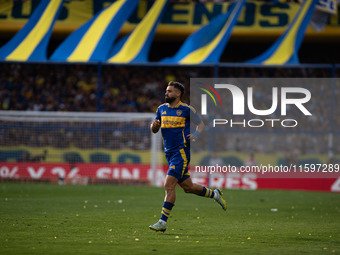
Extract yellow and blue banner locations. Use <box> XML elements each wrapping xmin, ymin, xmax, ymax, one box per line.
<box><xmin>0</xmin><ymin>0</ymin><xmax>63</xmax><ymax>61</ymax></box>
<box><xmin>246</xmin><ymin>0</ymin><xmax>317</xmax><ymax>65</ymax></box>
<box><xmin>316</xmin><ymin>0</ymin><xmax>337</xmax><ymax>14</ymax></box>
<box><xmin>108</xmin><ymin>0</ymin><xmax>168</xmax><ymax>63</ymax></box>
<box><xmin>0</xmin><ymin>1</ymin><xmax>339</xmax><ymax>44</ymax></box>
<box><xmin>161</xmin><ymin>0</ymin><xmax>246</xmax><ymax>64</ymax></box>
<box><xmin>50</xmin><ymin>0</ymin><xmax>139</xmax><ymax>62</ymax></box>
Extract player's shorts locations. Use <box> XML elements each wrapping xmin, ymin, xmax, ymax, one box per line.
<box><xmin>165</xmin><ymin>147</ymin><xmax>190</xmax><ymax>183</ymax></box>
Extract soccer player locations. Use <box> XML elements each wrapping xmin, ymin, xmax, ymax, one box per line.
<box><xmin>149</xmin><ymin>81</ymin><xmax>227</xmax><ymax>232</ymax></box>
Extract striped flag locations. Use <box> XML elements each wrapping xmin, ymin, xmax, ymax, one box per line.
<box><xmin>0</xmin><ymin>0</ymin><xmax>64</xmax><ymax>61</ymax></box>
<box><xmin>246</xmin><ymin>0</ymin><xmax>317</xmax><ymax>65</ymax></box>
<box><xmin>161</xmin><ymin>0</ymin><xmax>246</xmax><ymax>64</ymax></box>
<box><xmin>50</xmin><ymin>0</ymin><xmax>138</xmax><ymax>62</ymax></box>
<box><xmin>108</xmin><ymin>0</ymin><xmax>168</xmax><ymax>63</ymax></box>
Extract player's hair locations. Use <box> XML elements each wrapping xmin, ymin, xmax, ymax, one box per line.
<box><xmin>168</xmin><ymin>81</ymin><xmax>184</xmax><ymax>98</ymax></box>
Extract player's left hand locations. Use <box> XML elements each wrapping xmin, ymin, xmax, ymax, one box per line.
<box><xmin>187</xmin><ymin>134</ymin><xmax>197</xmax><ymax>142</ymax></box>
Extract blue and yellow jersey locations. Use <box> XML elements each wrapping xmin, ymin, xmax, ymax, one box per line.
<box><xmin>155</xmin><ymin>101</ymin><xmax>202</xmax><ymax>153</ymax></box>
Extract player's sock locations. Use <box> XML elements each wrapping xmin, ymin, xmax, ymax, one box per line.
<box><xmin>199</xmin><ymin>186</ymin><xmax>215</xmax><ymax>198</ymax></box>
<box><xmin>160</xmin><ymin>201</ymin><xmax>174</xmax><ymax>222</ymax></box>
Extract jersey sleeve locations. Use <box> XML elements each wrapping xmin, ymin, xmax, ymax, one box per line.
<box><xmin>155</xmin><ymin>106</ymin><xmax>161</xmax><ymax>121</ymax></box>
<box><xmin>189</xmin><ymin>105</ymin><xmax>202</xmax><ymax>125</ymax></box>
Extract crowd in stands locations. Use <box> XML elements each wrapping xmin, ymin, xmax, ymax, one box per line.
<box><xmin>0</xmin><ymin>63</ymin><xmax>336</xmax><ymax>113</ymax></box>
<box><xmin>0</xmin><ymin>63</ymin><xmax>339</xmax><ymax>156</ymax></box>
<box><xmin>0</xmin><ymin>63</ymin><xmax>210</xmax><ymax>113</ymax></box>
<box><xmin>1</xmin><ymin>120</ymin><xmax>152</xmax><ymax>151</ymax></box>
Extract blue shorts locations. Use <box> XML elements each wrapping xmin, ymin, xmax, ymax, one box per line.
<box><xmin>165</xmin><ymin>147</ymin><xmax>190</xmax><ymax>183</ymax></box>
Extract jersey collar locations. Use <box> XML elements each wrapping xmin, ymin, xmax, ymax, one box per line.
<box><xmin>167</xmin><ymin>101</ymin><xmax>182</xmax><ymax>108</ymax></box>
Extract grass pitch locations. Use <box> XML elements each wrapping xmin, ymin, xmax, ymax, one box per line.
<box><xmin>0</xmin><ymin>183</ymin><xmax>339</xmax><ymax>255</ymax></box>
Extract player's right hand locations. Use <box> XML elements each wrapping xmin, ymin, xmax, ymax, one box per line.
<box><xmin>151</xmin><ymin>119</ymin><xmax>161</xmax><ymax>133</ymax></box>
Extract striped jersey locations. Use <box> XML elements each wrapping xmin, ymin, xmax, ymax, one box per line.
<box><xmin>155</xmin><ymin>101</ymin><xmax>202</xmax><ymax>153</ymax></box>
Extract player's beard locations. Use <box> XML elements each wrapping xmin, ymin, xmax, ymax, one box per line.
<box><xmin>165</xmin><ymin>96</ymin><xmax>176</xmax><ymax>103</ymax></box>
